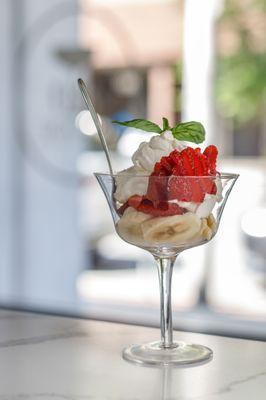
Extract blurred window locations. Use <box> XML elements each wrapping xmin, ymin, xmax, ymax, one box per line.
<box><xmin>0</xmin><ymin>0</ymin><xmax>265</xmax><ymax>340</ymax></box>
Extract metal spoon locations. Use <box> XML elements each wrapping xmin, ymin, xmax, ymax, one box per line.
<box><xmin>77</xmin><ymin>78</ymin><xmax>114</xmax><ymax>175</ymax></box>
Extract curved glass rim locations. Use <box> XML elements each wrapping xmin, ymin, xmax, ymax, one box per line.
<box><xmin>94</xmin><ymin>172</ymin><xmax>239</xmax><ymax>179</ymax></box>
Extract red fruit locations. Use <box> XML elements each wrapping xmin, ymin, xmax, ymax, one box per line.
<box><xmin>169</xmin><ymin>149</ymin><xmax>180</xmax><ymax>166</ymax></box>
<box><xmin>151</xmin><ymin>145</ymin><xmax>219</xmax><ymax>203</ymax></box>
<box><xmin>117</xmin><ymin>200</ymin><xmax>129</xmax><ymax>216</ymax></box>
<box><xmin>167</xmin><ymin>177</ymin><xmax>192</xmax><ymax>202</ymax></box>
<box><xmin>153</xmin><ymin>161</ymin><xmax>168</xmax><ymax>176</ymax></box>
<box><xmin>193</xmin><ymin>150</ymin><xmax>204</xmax><ymax>176</ymax></box>
<box><xmin>128</xmin><ymin>195</ymin><xmax>143</xmax><ymax>208</ymax></box>
<box><xmin>160</xmin><ymin>156</ymin><xmax>174</xmax><ymax>175</ymax></box>
<box><xmin>170</xmin><ymin>148</ymin><xmax>205</xmax><ymax>202</ymax></box>
<box><xmin>125</xmin><ymin>195</ymin><xmax>185</xmax><ymax>217</ymax></box>
<box><xmin>146</xmin><ymin>173</ymin><xmax>168</xmax><ymax>201</ymax></box>
<box><xmin>170</xmin><ymin>150</ymin><xmax>183</xmax><ymax>175</ymax></box>
<box><xmin>191</xmin><ymin>179</ymin><xmax>206</xmax><ymax>202</ymax></box>
<box><xmin>180</xmin><ymin>148</ymin><xmax>195</xmax><ymax>175</ymax></box>
<box><xmin>168</xmin><ymin>176</ymin><xmax>204</xmax><ymax>203</ymax></box>
<box><xmin>204</xmin><ymin>145</ymin><xmax>218</xmax><ymax>175</ymax></box>
<box><xmin>192</xmin><ymin>151</ymin><xmax>213</xmax><ymax>195</ymax></box>
<box><xmin>195</xmin><ymin>148</ymin><xmax>208</xmax><ymax>175</ymax></box>
<box><xmin>138</xmin><ymin>199</ymin><xmax>185</xmax><ymax>217</ymax></box>
<box><xmin>128</xmin><ymin>145</ymin><xmax>219</xmax><ymax>209</ymax></box>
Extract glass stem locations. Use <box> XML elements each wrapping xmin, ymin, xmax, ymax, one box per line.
<box><xmin>154</xmin><ymin>256</ymin><xmax>177</xmax><ymax>348</ymax></box>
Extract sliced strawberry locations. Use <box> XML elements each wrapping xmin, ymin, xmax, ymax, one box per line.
<box><xmin>191</xmin><ymin>179</ymin><xmax>205</xmax><ymax>202</ymax></box>
<box><xmin>195</xmin><ymin>149</ymin><xmax>208</xmax><ymax>175</ymax></box>
<box><xmin>176</xmin><ymin>148</ymin><xmax>205</xmax><ymax>201</ymax></box>
<box><xmin>160</xmin><ymin>156</ymin><xmax>174</xmax><ymax>175</ymax></box>
<box><xmin>193</xmin><ymin>151</ymin><xmax>204</xmax><ymax>175</ymax></box>
<box><xmin>170</xmin><ymin>151</ymin><xmax>183</xmax><ymax>176</ymax></box>
<box><xmin>128</xmin><ymin>195</ymin><xmax>143</xmax><ymax>209</ymax></box>
<box><xmin>137</xmin><ymin>199</ymin><xmax>185</xmax><ymax>217</ymax></box>
<box><xmin>210</xmin><ymin>180</ymin><xmax>217</xmax><ymax>195</ymax></box>
<box><xmin>180</xmin><ymin>148</ymin><xmax>195</xmax><ymax>175</ymax></box>
<box><xmin>167</xmin><ymin>176</ymin><xmax>193</xmax><ymax>202</ymax></box>
<box><xmin>117</xmin><ymin>200</ymin><xmax>129</xmax><ymax>216</ymax></box>
<box><xmin>146</xmin><ymin>173</ymin><xmax>168</xmax><ymax>201</ymax></box>
<box><xmin>142</xmin><ymin>144</ymin><xmax>219</xmax><ymax>205</ymax></box>
<box><xmin>193</xmin><ymin>151</ymin><xmax>212</xmax><ymax>194</ymax></box>
<box><xmin>125</xmin><ymin>195</ymin><xmax>185</xmax><ymax>217</ymax></box>
<box><xmin>204</xmin><ymin>145</ymin><xmax>218</xmax><ymax>175</ymax></box>
<box><xmin>153</xmin><ymin>161</ymin><xmax>167</xmax><ymax>176</ymax></box>
<box><xmin>169</xmin><ymin>149</ymin><xmax>180</xmax><ymax>167</ymax></box>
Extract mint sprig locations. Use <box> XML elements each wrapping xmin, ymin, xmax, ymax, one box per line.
<box><xmin>171</xmin><ymin>121</ymin><xmax>205</xmax><ymax>144</ymax></box>
<box><xmin>112</xmin><ymin>118</ymin><xmax>205</xmax><ymax>144</ymax></box>
<box><xmin>162</xmin><ymin>117</ymin><xmax>170</xmax><ymax>131</ymax></box>
<box><xmin>112</xmin><ymin>119</ymin><xmax>162</xmax><ymax>134</ymax></box>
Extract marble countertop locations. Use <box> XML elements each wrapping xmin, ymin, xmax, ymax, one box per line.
<box><xmin>0</xmin><ymin>309</ymin><xmax>265</xmax><ymax>400</ymax></box>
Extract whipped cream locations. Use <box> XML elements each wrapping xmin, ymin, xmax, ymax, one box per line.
<box><xmin>114</xmin><ymin>131</ymin><xmax>186</xmax><ymax>202</ymax></box>
<box><xmin>176</xmin><ymin>193</ymin><xmax>218</xmax><ymax>219</ymax></box>
<box><xmin>171</xmin><ymin>178</ymin><xmax>223</xmax><ymax>218</ymax></box>
<box><xmin>114</xmin><ymin>166</ymin><xmax>148</xmax><ymax>203</ymax></box>
<box><xmin>114</xmin><ymin>130</ymin><xmax>222</xmax><ymax>218</ymax></box>
<box><xmin>132</xmin><ymin>131</ymin><xmax>186</xmax><ymax>172</ymax></box>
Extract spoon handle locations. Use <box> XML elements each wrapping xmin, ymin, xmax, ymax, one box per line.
<box><xmin>78</xmin><ymin>78</ymin><xmax>114</xmax><ymax>175</ymax></box>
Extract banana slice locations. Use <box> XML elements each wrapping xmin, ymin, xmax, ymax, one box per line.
<box><xmin>141</xmin><ymin>212</ymin><xmax>202</xmax><ymax>245</ymax></box>
<box><xmin>207</xmin><ymin>214</ymin><xmax>216</xmax><ymax>231</ymax></box>
<box><xmin>199</xmin><ymin>218</ymin><xmax>212</xmax><ymax>241</ymax></box>
<box><xmin>197</xmin><ymin>214</ymin><xmax>217</xmax><ymax>241</ymax></box>
<box><xmin>116</xmin><ymin>207</ymin><xmax>152</xmax><ymax>244</ymax></box>
<box><xmin>117</xmin><ymin>207</ymin><xmax>217</xmax><ymax>247</ymax></box>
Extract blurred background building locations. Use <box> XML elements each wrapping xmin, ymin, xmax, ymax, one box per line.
<box><xmin>0</xmin><ymin>0</ymin><xmax>265</xmax><ymax>339</ymax></box>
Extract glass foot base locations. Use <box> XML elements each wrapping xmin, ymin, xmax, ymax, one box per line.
<box><xmin>123</xmin><ymin>341</ymin><xmax>213</xmax><ymax>367</ymax></box>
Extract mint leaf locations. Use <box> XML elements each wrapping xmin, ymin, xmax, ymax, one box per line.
<box><xmin>112</xmin><ymin>119</ymin><xmax>162</xmax><ymax>133</ymax></box>
<box><xmin>162</xmin><ymin>117</ymin><xmax>170</xmax><ymax>131</ymax></box>
<box><xmin>171</xmin><ymin>121</ymin><xmax>205</xmax><ymax>144</ymax></box>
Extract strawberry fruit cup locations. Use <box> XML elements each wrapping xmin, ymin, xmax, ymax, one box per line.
<box><xmin>94</xmin><ymin>118</ymin><xmax>238</xmax><ymax>366</ymax></box>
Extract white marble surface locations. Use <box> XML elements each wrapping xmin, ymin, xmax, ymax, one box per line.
<box><xmin>0</xmin><ymin>309</ymin><xmax>265</xmax><ymax>400</ymax></box>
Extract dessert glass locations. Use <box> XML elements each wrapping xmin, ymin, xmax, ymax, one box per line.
<box><xmin>95</xmin><ymin>173</ymin><xmax>239</xmax><ymax>366</ymax></box>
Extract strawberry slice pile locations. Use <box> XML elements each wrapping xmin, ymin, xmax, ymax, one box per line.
<box><xmin>151</xmin><ymin>145</ymin><xmax>218</xmax><ymax>177</ymax></box>
<box><xmin>118</xmin><ymin>195</ymin><xmax>185</xmax><ymax>217</ymax></box>
<box><xmin>118</xmin><ymin>145</ymin><xmax>218</xmax><ymax>217</ymax></box>
<box><xmin>147</xmin><ymin>145</ymin><xmax>218</xmax><ymax>203</ymax></box>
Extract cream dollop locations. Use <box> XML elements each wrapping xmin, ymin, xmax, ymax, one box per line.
<box><xmin>132</xmin><ymin>131</ymin><xmax>186</xmax><ymax>172</ymax></box>
<box><xmin>174</xmin><ymin>178</ymin><xmax>223</xmax><ymax>218</ymax></box>
<box><xmin>176</xmin><ymin>194</ymin><xmax>217</xmax><ymax>219</ymax></box>
<box><xmin>114</xmin><ymin>131</ymin><xmax>186</xmax><ymax>203</ymax></box>
<box><xmin>114</xmin><ymin>166</ymin><xmax>148</xmax><ymax>203</ymax></box>
<box><xmin>114</xmin><ymin>131</ymin><xmax>222</xmax><ymax>218</ymax></box>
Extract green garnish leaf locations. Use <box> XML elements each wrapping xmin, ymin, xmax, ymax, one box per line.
<box><xmin>112</xmin><ymin>119</ymin><xmax>162</xmax><ymax>134</ymax></box>
<box><xmin>162</xmin><ymin>117</ymin><xmax>170</xmax><ymax>131</ymax></box>
<box><xmin>113</xmin><ymin>118</ymin><xmax>206</xmax><ymax>143</ymax></box>
<box><xmin>171</xmin><ymin>121</ymin><xmax>205</xmax><ymax>144</ymax></box>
